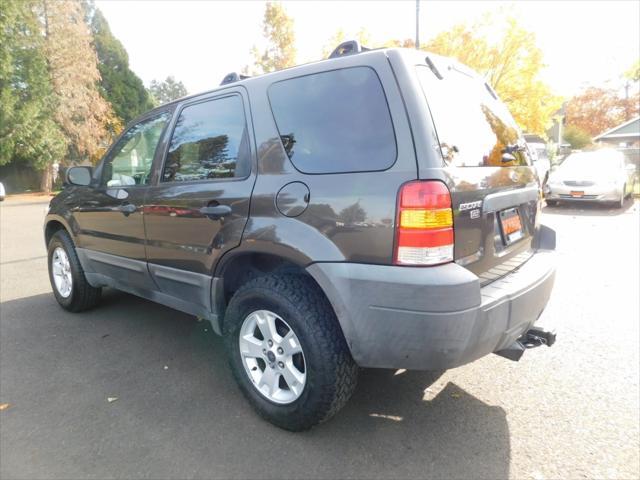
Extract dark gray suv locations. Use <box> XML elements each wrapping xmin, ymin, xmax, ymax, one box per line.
<box><xmin>44</xmin><ymin>43</ymin><xmax>557</xmax><ymax>431</ymax></box>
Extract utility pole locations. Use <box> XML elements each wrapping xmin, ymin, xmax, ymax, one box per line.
<box><xmin>415</xmin><ymin>0</ymin><xmax>420</xmax><ymax>49</ymax></box>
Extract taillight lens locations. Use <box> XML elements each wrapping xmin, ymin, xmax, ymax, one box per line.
<box><xmin>394</xmin><ymin>181</ymin><xmax>454</xmax><ymax>266</ymax></box>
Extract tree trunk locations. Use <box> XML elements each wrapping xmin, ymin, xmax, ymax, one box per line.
<box><xmin>40</xmin><ymin>164</ymin><xmax>52</xmax><ymax>193</ymax></box>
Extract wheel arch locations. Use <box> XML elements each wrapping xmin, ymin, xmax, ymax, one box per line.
<box><xmin>214</xmin><ymin>250</ymin><xmax>336</xmax><ymax>335</ymax></box>
<box><xmin>44</xmin><ymin>215</ymin><xmax>73</xmax><ymax>247</ymax></box>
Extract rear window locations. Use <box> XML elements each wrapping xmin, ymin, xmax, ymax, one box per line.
<box><xmin>416</xmin><ymin>64</ymin><xmax>530</xmax><ymax>168</ymax></box>
<box><xmin>268</xmin><ymin>67</ymin><xmax>397</xmax><ymax>174</ymax></box>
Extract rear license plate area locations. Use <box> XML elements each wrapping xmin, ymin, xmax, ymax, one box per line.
<box><xmin>570</xmin><ymin>191</ymin><xmax>584</xmax><ymax>198</ymax></box>
<box><xmin>498</xmin><ymin>207</ymin><xmax>523</xmax><ymax>245</ymax></box>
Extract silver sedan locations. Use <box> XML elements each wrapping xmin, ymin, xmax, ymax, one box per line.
<box><xmin>545</xmin><ymin>149</ymin><xmax>637</xmax><ymax>208</ymax></box>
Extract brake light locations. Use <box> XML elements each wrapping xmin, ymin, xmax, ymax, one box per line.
<box><xmin>394</xmin><ymin>181</ymin><xmax>454</xmax><ymax>266</ymax></box>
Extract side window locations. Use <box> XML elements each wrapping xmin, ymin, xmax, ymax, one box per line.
<box><xmin>416</xmin><ymin>65</ymin><xmax>530</xmax><ymax>167</ymax></box>
<box><xmin>163</xmin><ymin>95</ymin><xmax>250</xmax><ymax>182</ymax></box>
<box><xmin>268</xmin><ymin>67</ymin><xmax>397</xmax><ymax>174</ymax></box>
<box><xmin>102</xmin><ymin>113</ymin><xmax>170</xmax><ymax>187</ymax></box>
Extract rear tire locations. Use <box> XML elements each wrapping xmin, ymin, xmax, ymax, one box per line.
<box><xmin>223</xmin><ymin>273</ymin><xmax>358</xmax><ymax>431</ymax></box>
<box><xmin>47</xmin><ymin>230</ymin><xmax>101</xmax><ymax>312</ymax></box>
<box><xmin>546</xmin><ymin>199</ymin><xmax>558</xmax><ymax>207</ymax></box>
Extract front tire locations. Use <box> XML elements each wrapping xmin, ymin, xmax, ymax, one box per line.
<box><xmin>223</xmin><ymin>274</ymin><xmax>358</xmax><ymax>431</ymax></box>
<box><xmin>47</xmin><ymin>230</ymin><xmax>101</xmax><ymax>312</ymax></box>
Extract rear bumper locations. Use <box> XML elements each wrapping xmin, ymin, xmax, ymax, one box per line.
<box><xmin>307</xmin><ymin>227</ymin><xmax>556</xmax><ymax>370</ymax></box>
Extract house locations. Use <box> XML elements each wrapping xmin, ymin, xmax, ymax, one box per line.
<box><xmin>594</xmin><ymin>116</ymin><xmax>640</xmax><ymax>148</ymax></box>
<box><xmin>595</xmin><ymin>116</ymin><xmax>640</xmax><ymax>169</ymax></box>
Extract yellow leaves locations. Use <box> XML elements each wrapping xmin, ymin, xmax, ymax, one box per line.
<box><xmin>252</xmin><ymin>2</ymin><xmax>296</xmax><ymax>73</ymax></box>
<box><xmin>424</xmin><ymin>13</ymin><xmax>562</xmax><ymax>135</ymax></box>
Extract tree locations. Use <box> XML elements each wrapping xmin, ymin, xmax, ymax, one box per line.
<box><xmin>625</xmin><ymin>60</ymin><xmax>640</xmax><ymax>82</ymax></box>
<box><xmin>565</xmin><ymin>87</ymin><xmax>639</xmax><ymax>137</ymax></box>
<box><xmin>382</xmin><ymin>38</ymin><xmax>415</xmax><ymax>49</ymax></box>
<box><xmin>322</xmin><ymin>27</ymin><xmax>374</xmax><ymax>58</ymax></box>
<box><xmin>422</xmin><ymin>14</ymin><xmax>562</xmax><ymax>135</ymax></box>
<box><xmin>0</xmin><ymin>0</ymin><xmax>66</xmax><ymax>183</ymax></box>
<box><xmin>562</xmin><ymin>125</ymin><xmax>591</xmax><ymax>149</ymax></box>
<box><xmin>149</xmin><ymin>76</ymin><xmax>188</xmax><ymax>105</ymax></box>
<box><xmin>90</xmin><ymin>9</ymin><xmax>154</xmax><ymax>124</ymax></box>
<box><xmin>247</xmin><ymin>2</ymin><xmax>296</xmax><ymax>74</ymax></box>
<box><xmin>41</xmin><ymin>0</ymin><xmax>116</xmax><ymax>190</ymax></box>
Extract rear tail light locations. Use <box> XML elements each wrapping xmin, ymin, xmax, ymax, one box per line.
<box><xmin>394</xmin><ymin>180</ymin><xmax>454</xmax><ymax>266</ymax></box>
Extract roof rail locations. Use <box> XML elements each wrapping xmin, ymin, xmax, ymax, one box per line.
<box><xmin>220</xmin><ymin>72</ymin><xmax>251</xmax><ymax>86</ymax></box>
<box><xmin>328</xmin><ymin>40</ymin><xmax>370</xmax><ymax>59</ymax></box>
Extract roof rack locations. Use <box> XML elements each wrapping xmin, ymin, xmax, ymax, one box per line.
<box><xmin>220</xmin><ymin>72</ymin><xmax>251</xmax><ymax>86</ymax></box>
<box><xmin>328</xmin><ymin>40</ymin><xmax>370</xmax><ymax>59</ymax></box>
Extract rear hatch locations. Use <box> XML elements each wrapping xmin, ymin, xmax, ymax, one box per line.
<box><xmin>414</xmin><ymin>57</ymin><xmax>541</xmax><ymax>284</ymax></box>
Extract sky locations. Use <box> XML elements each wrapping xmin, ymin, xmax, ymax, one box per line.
<box><xmin>95</xmin><ymin>0</ymin><xmax>640</xmax><ymax>98</ymax></box>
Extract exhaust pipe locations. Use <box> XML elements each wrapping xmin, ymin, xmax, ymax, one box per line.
<box><xmin>495</xmin><ymin>326</ymin><xmax>556</xmax><ymax>362</ymax></box>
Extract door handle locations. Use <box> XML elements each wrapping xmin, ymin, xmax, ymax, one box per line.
<box><xmin>117</xmin><ymin>203</ymin><xmax>137</xmax><ymax>215</ymax></box>
<box><xmin>199</xmin><ymin>205</ymin><xmax>232</xmax><ymax>220</ymax></box>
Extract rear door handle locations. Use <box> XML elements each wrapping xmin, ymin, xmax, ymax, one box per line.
<box><xmin>117</xmin><ymin>203</ymin><xmax>137</xmax><ymax>215</ymax></box>
<box><xmin>199</xmin><ymin>205</ymin><xmax>232</xmax><ymax>220</ymax></box>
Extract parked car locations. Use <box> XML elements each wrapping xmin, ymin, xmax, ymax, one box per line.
<box><xmin>527</xmin><ymin>141</ymin><xmax>552</xmax><ymax>186</ymax></box>
<box><xmin>545</xmin><ymin>149</ymin><xmax>637</xmax><ymax>208</ymax></box>
<box><xmin>44</xmin><ymin>42</ymin><xmax>557</xmax><ymax>431</ymax></box>
<box><xmin>0</xmin><ymin>181</ymin><xmax>5</xmax><ymax>201</ymax></box>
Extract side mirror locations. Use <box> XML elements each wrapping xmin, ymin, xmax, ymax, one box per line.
<box><xmin>65</xmin><ymin>166</ymin><xmax>93</xmax><ymax>186</ymax></box>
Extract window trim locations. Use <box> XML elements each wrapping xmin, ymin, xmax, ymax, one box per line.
<box><xmin>97</xmin><ymin>111</ymin><xmax>172</xmax><ymax>188</ymax></box>
<box><xmin>159</xmin><ymin>93</ymin><xmax>252</xmax><ymax>185</ymax></box>
<box><xmin>266</xmin><ymin>65</ymin><xmax>399</xmax><ymax>175</ymax></box>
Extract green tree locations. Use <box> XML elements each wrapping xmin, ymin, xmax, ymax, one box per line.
<box><xmin>90</xmin><ymin>9</ymin><xmax>154</xmax><ymax>124</ymax></box>
<box><xmin>0</xmin><ymin>0</ymin><xmax>66</xmax><ymax>188</ymax></box>
<box><xmin>247</xmin><ymin>2</ymin><xmax>296</xmax><ymax>74</ymax></box>
<box><xmin>149</xmin><ymin>76</ymin><xmax>188</xmax><ymax>105</ymax></box>
<box><xmin>562</xmin><ymin>125</ymin><xmax>591</xmax><ymax>149</ymax></box>
<box><xmin>41</xmin><ymin>0</ymin><xmax>116</xmax><ymax>190</ymax></box>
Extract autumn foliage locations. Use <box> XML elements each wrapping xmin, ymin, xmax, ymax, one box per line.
<box><xmin>324</xmin><ymin>14</ymin><xmax>563</xmax><ymax>136</ymax></box>
<box><xmin>422</xmin><ymin>15</ymin><xmax>562</xmax><ymax>136</ymax></box>
<box><xmin>248</xmin><ymin>2</ymin><xmax>297</xmax><ymax>74</ymax></box>
<box><xmin>565</xmin><ymin>87</ymin><xmax>640</xmax><ymax>137</ymax></box>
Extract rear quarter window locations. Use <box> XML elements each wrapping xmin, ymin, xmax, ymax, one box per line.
<box><xmin>268</xmin><ymin>66</ymin><xmax>397</xmax><ymax>174</ymax></box>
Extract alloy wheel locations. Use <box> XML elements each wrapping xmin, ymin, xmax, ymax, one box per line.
<box><xmin>238</xmin><ymin>309</ymin><xmax>307</xmax><ymax>404</ymax></box>
<box><xmin>51</xmin><ymin>247</ymin><xmax>73</xmax><ymax>298</ymax></box>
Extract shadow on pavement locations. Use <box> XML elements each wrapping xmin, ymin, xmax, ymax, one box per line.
<box><xmin>1</xmin><ymin>290</ymin><xmax>510</xmax><ymax>479</ymax></box>
<box><xmin>542</xmin><ymin>196</ymin><xmax>637</xmax><ymax>217</ymax></box>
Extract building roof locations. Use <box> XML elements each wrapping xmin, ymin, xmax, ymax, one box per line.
<box><xmin>594</xmin><ymin>116</ymin><xmax>640</xmax><ymax>141</ymax></box>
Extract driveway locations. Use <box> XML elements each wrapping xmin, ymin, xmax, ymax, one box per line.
<box><xmin>1</xmin><ymin>196</ymin><xmax>638</xmax><ymax>479</ymax></box>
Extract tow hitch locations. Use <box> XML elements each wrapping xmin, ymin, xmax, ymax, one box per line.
<box><xmin>495</xmin><ymin>327</ymin><xmax>556</xmax><ymax>362</ymax></box>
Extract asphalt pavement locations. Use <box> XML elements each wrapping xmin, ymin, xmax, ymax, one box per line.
<box><xmin>1</xmin><ymin>195</ymin><xmax>638</xmax><ymax>479</ymax></box>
